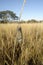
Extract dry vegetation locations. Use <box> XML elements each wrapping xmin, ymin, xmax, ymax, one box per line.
<box><xmin>0</xmin><ymin>23</ymin><xmax>43</xmax><ymax>65</ymax></box>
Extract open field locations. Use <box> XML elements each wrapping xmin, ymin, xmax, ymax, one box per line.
<box><xmin>0</xmin><ymin>23</ymin><xmax>43</xmax><ymax>65</ymax></box>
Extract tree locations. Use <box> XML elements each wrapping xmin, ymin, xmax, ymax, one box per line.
<box><xmin>0</xmin><ymin>10</ymin><xmax>19</xmax><ymax>23</ymax></box>
<box><xmin>27</xmin><ymin>19</ymin><xmax>38</xmax><ymax>23</ymax></box>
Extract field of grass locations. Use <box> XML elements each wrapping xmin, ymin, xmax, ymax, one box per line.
<box><xmin>0</xmin><ymin>23</ymin><xmax>43</xmax><ymax>65</ymax></box>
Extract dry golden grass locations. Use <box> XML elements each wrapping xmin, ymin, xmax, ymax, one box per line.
<box><xmin>0</xmin><ymin>23</ymin><xmax>43</xmax><ymax>65</ymax></box>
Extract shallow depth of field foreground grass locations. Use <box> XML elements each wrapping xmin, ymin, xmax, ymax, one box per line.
<box><xmin>0</xmin><ymin>23</ymin><xmax>43</xmax><ymax>65</ymax></box>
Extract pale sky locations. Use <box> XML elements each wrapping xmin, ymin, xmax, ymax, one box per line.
<box><xmin>0</xmin><ymin>0</ymin><xmax>43</xmax><ymax>20</ymax></box>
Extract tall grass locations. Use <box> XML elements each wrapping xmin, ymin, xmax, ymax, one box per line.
<box><xmin>0</xmin><ymin>23</ymin><xmax>43</xmax><ymax>65</ymax></box>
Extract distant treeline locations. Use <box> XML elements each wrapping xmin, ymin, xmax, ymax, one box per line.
<box><xmin>27</xmin><ymin>19</ymin><xmax>43</xmax><ymax>23</ymax></box>
<box><xmin>0</xmin><ymin>19</ymin><xmax>43</xmax><ymax>23</ymax></box>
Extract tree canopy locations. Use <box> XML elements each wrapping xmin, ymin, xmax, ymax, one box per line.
<box><xmin>0</xmin><ymin>10</ymin><xmax>19</xmax><ymax>22</ymax></box>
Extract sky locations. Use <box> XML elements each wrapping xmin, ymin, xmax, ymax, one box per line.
<box><xmin>0</xmin><ymin>0</ymin><xmax>43</xmax><ymax>20</ymax></box>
